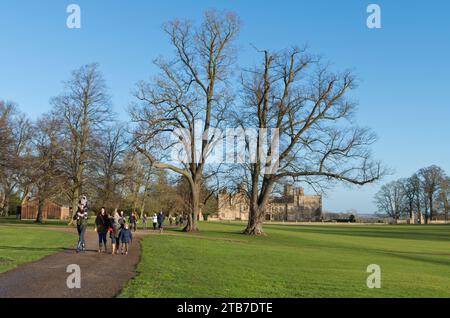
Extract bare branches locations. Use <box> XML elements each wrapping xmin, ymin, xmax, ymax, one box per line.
<box><xmin>237</xmin><ymin>47</ymin><xmax>384</xmax><ymax>235</ymax></box>
<box><xmin>131</xmin><ymin>10</ymin><xmax>240</xmax><ymax>231</ymax></box>
<box><xmin>50</xmin><ymin>63</ymin><xmax>113</xmax><ymax>211</ymax></box>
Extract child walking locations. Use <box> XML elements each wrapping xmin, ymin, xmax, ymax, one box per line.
<box><xmin>119</xmin><ymin>223</ymin><xmax>133</xmax><ymax>255</ymax></box>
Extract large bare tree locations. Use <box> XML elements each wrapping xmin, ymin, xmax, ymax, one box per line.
<box><xmin>132</xmin><ymin>10</ymin><xmax>240</xmax><ymax>231</ymax></box>
<box><xmin>50</xmin><ymin>64</ymin><xmax>112</xmax><ymax>216</ymax></box>
<box><xmin>236</xmin><ymin>48</ymin><xmax>382</xmax><ymax>235</ymax></box>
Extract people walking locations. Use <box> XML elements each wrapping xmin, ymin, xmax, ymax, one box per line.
<box><xmin>152</xmin><ymin>213</ymin><xmax>158</xmax><ymax>231</ymax></box>
<box><xmin>157</xmin><ymin>211</ymin><xmax>165</xmax><ymax>233</ymax></box>
<box><xmin>119</xmin><ymin>223</ymin><xmax>133</xmax><ymax>255</ymax></box>
<box><xmin>95</xmin><ymin>207</ymin><xmax>110</xmax><ymax>253</ymax></box>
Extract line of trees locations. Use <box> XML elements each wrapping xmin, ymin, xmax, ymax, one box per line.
<box><xmin>0</xmin><ymin>66</ymin><xmax>217</xmax><ymax>223</ymax></box>
<box><xmin>374</xmin><ymin>165</ymin><xmax>449</xmax><ymax>224</ymax></box>
<box><xmin>1</xmin><ymin>10</ymin><xmax>384</xmax><ymax>234</ymax></box>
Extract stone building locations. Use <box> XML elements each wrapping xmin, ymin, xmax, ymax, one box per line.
<box><xmin>216</xmin><ymin>185</ymin><xmax>322</xmax><ymax>222</ymax></box>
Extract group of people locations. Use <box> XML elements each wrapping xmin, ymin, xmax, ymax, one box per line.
<box><xmin>141</xmin><ymin>212</ymin><xmax>167</xmax><ymax>231</ymax></box>
<box><xmin>94</xmin><ymin>208</ymin><xmax>134</xmax><ymax>255</ymax></box>
<box><xmin>73</xmin><ymin>197</ymin><xmax>171</xmax><ymax>255</ymax></box>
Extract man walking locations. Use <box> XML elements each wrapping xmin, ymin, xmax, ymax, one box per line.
<box><xmin>74</xmin><ymin>201</ymin><xmax>89</xmax><ymax>253</ymax></box>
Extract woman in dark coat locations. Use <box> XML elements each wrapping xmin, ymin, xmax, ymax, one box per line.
<box><xmin>95</xmin><ymin>207</ymin><xmax>110</xmax><ymax>253</ymax></box>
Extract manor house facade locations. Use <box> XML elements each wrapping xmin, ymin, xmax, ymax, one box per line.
<box><xmin>216</xmin><ymin>185</ymin><xmax>322</xmax><ymax>222</ymax></box>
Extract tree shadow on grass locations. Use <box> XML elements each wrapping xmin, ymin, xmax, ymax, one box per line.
<box><xmin>266</xmin><ymin>225</ymin><xmax>450</xmax><ymax>242</ymax></box>
<box><xmin>379</xmin><ymin>250</ymin><xmax>450</xmax><ymax>267</ymax></box>
<box><xmin>0</xmin><ymin>246</ymin><xmax>96</xmax><ymax>253</ymax></box>
<box><xmin>0</xmin><ymin>246</ymin><xmax>67</xmax><ymax>252</ymax></box>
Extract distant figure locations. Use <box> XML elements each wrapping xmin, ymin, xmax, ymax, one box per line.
<box><xmin>119</xmin><ymin>211</ymin><xmax>126</xmax><ymax>229</ymax></box>
<box><xmin>129</xmin><ymin>212</ymin><xmax>137</xmax><ymax>232</ymax></box>
<box><xmin>177</xmin><ymin>215</ymin><xmax>184</xmax><ymax>226</ymax></box>
<box><xmin>157</xmin><ymin>211</ymin><xmax>165</xmax><ymax>233</ymax></box>
<box><xmin>142</xmin><ymin>214</ymin><xmax>148</xmax><ymax>230</ymax></box>
<box><xmin>152</xmin><ymin>213</ymin><xmax>158</xmax><ymax>231</ymax></box>
<box><xmin>169</xmin><ymin>214</ymin><xmax>173</xmax><ymax>225</ymax></box>
<box><xmin>16</xmin><ymin>206</ymin><xmax>21</xmax><ymax>220</ymax></box>
<box><xmin>95</xmin><ymin>207</ymin><xmax>110</xmax><ymax>253</ymax></box>
<box><xmin>119</xmin><ymin>223</ymin><xmax>133</xmax><ymax>255</ymax></box>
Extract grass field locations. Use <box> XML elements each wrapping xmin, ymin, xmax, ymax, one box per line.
<box><xmin>120</xmin><ymin>222</ymin><xmax>450</xmax><ymax>298</ymax></box>
<box><xmin>0</xmin><ymin>225</ymin><xmax>76</xmax><ymax>273</ymax></box>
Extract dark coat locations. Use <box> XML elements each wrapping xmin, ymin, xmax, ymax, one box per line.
<box><xmin>95</xmin><ymin>214</ymin><xmax>110</xmax><ymax>233</ymax></box>
<box><xmin>157</xmin><ymin>213</ymin><xmax>165</xmax><ymax>224</ymax></box>
<box><xmin>119</xmin><ymin>228</ymin><xmax>133</xmax><ymax>243</ymax></box>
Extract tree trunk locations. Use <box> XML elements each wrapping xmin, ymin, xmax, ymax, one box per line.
<box><xmin>244</xmin><ymin>188</ymin><xmax>266</xmax><ymax>236</ymax></box>
<box><xmin>35</xmin><ymin>200</ymin><xmax>44</xmax><ymax>224</ymax></box>
<box><xmin>68</xmin><ymin>189</ymin><xmax>79</xmax><ymax>225</ymax></box>
<box><xmin>3</xmin><ymin>194</ymin><xmax>9</xmax><ymax>217</ymax></box>
<box><xmin>429</xmin><ymin>195</ymin><xmax>433</xmax><ymax>223</ymax></box>
<box><xmin>244</xmin><ymin>206</ymin><xmax>265</xmax><ymax>235</ymax></box>
<box><xmin>183</xmin><ymin>182</ymin><xmax>199</xmax><ymax>232</ymax></box>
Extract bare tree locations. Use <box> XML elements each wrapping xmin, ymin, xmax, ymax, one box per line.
<box><xmin>236</xmin><ymin>48</ymin><xmax>383</xmax><ymax>235</ymax></box>
<box><xmin>50</xmin><ymin>64</ymin><xmax>112</xmax><ymax>216</ymax></box>
<box><xmin>0</xmin><ymin>101</ymin><xmax>32</xmax><ymax>216</ymax></box>
<box><xmin>0</xmin><ymin>101</ymin><xmax>13</xmax><ymax>170</ymax></box>
<box><xmin>31</xmin><ymin>117</ymin><xmax>67</xmax><ymax>223</ymax></box>
<box><xmin>374</xmin><ymin>181</ymin><xmax>406</xmax><ymax>223</ymax></box>
<box><xmin>418</xmin><ymin>165</ymin><xmax>445</xmax><ymax>223</ymax></box>
<box><xmin>409</xmin><ymin>174</ymin><xmax>423</xmax><ymax>223</ymax></box>
<box><xmin>122</xmin><ymin>151</ymin><xmax>155</xmax><ymax>216</ymax></box>
<box><xmin>400</xmin><ymin>176</ymin><xmax>421</xmax><ymax>223</ymax></box>
<box><xmin>132</xmin><ymin>10</ymin><xmax>240</xmax><ymax>231</ymax></box>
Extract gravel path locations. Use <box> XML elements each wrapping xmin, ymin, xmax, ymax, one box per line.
<box><xmin>0</xmin><ymin>228</ymin><xmax>144</xmax><ymax>298</ymax></box>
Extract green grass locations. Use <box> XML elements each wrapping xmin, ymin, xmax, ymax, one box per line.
<box><xmin>120</xmin><ymin>222</ymin><xmax>450</xmax><ymax>298</ymax></box>
<box><xmin>0</xmin><ymin>225</ymin><xmax>76</xmax><ymax>273</ymax></box>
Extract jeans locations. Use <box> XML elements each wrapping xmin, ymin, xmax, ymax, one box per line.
<box><xmin>77</xmin><ymin>225</ymin><xmax>87</xmax><ymax>251</ymax></box>
<box><xmin>98</xmin><ymin>232</ymin><xmax>107</xmax><ymax>245</ymax></box>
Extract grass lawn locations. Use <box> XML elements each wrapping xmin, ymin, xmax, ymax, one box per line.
<box><xmin>0</xmin><ymin>225</ymin><xmax>76</xmax><ymax>273</ymax></box>
<box><xmin>120</xmin><ymin>222</ymin><xmax>450</xmax><ymax>298</ymax></box>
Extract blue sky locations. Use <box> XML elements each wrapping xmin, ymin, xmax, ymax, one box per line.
<box><xmin>1</xmin><ymin>0</ymin><xmax>449</xmax><ymax>213</ymax></box>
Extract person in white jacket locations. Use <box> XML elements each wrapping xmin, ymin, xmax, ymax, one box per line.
<box><xmin>152</xmin><ymin>213</ymin><xmax>158</xmax><ymax>231</ymax></box>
